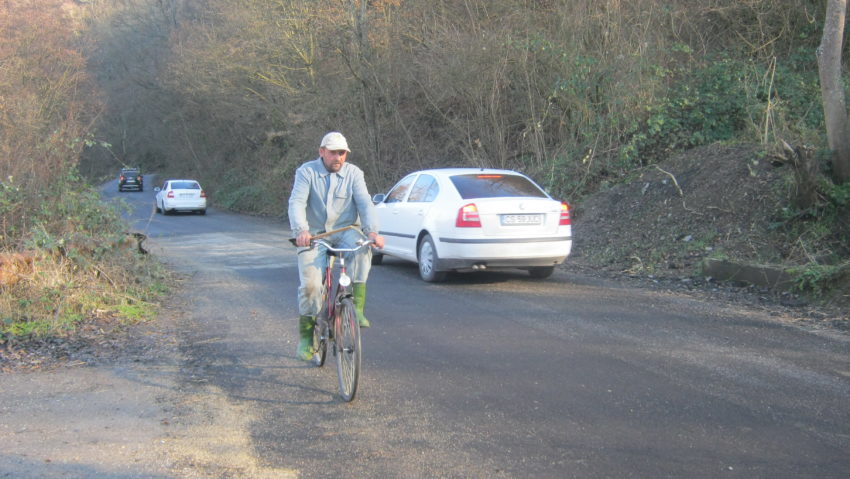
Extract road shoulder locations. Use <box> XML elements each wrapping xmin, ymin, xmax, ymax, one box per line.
<box><xmin>0</xmin><ymin>298</ymin><xmax>183</xmax><ymax>477</ymax></box>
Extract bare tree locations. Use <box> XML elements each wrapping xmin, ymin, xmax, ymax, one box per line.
<box><xmin>817</xmin><ymin>0</ymin><xmax>850</xmax><ymax>183</ymax></box>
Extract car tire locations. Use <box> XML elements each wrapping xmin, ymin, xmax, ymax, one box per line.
<box><xmin>371</xmin><ymin>253</ymin><xmax>383</xmax><ymax>266</ymax></box>
<box><xmin>417</xmin><ymin>234</ymin><xmax>446</xmax><ymax>282</ymax></box>
<box><xmin>528</xmin><ymin>266</ymin><xmax>555</xmax><ymax>279</ymax></box>
<box><xmin>155</xmin><ymin>204</ymin><xmax>161</xmax><ymax>214</ymax></box>
<box><xmin>198</xmin><ymin>209</ymin><xmax>206</xmax><ymax>215</ymax></box>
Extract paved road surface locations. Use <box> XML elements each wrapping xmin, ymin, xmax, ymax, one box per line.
<box><xmin>1</xmin><ymin>177</ymin><xmax>848</xmax><ymax>478</ymax></box>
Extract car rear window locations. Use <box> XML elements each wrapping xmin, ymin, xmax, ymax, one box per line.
<box><xmin>449</xmin><ymin>174</ymin><xmax>547</xmax><ymax>199</ymax></box>
<box><xmin>171</xmin><ymin>181</ymin><xmax>200</xmax><ymax>190</ymax></box>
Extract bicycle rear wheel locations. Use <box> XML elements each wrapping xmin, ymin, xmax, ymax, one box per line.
<box><xmin>312</xmin><ymin>316</ymin><xmax>328</xmax><ymax>367</ymax></box>
<box><xmin>334</xmin><ymin>297</ymin><xmax>361</xmax><ymax>402</ymax></box>
<box><xmin>312</xmin><ymin>275</ymin><xmax>331</xmax><ymax>367</ymax></box>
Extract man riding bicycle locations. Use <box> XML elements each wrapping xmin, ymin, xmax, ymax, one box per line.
<box><xmin>288</xmin><ymin>131</ymin><xmax>385</xmax><ymax>361</ymax></box>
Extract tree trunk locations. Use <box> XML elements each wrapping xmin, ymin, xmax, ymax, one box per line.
<box><xmin>787</xmin><ymin>143</ymin><xmax>820</xmax><ymax>210</ymax></box>
<box><xmin>350</xmin><ymin>0</ymin><xmax>381</xmax><ymax>179</ymax></box>
<box><xmin>817</xmin><ymin>0</ymin><xmax>850</xmax><ymax>183</ymax></box>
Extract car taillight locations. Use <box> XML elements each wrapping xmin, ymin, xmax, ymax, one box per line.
<box><xmin>167</xmin><ymin>191</ymin><xmax>174</xmax><ymax>198</ymax></box>
<box><xmin>559</xmin><ymin>201</ymin><xmax>571</xmax><ymax>226</ymax></box>
<box><xmin>120</xmin><ymin>175</ymin><xmax>126</xmax><ymax>181</ymax></box>
<box><xmin>200</xmin><ymin>190</ymin><xmax>207</xmax><ymax>198</ymax></box>
<box><xmin>456</xmin><ymin>203</ymin><xmax>481</xmax><ymax>227</ymax></box>
<box><xmin>136</xmin><ymin>176</ymin><xmax>142</xmax><ymax>182</ymax></box>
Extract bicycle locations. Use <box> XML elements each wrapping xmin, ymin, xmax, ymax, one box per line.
<box><xmin>292</xmin><ymin>226</ymin><xmax>374</xmax><ymax>402</ymax></box>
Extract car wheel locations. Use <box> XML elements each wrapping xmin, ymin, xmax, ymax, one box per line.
<box><xmin>371</xmin><ymin>253</ymin><xmax>384</xmax><ymax>266</ymax></box>
<box><xmin>417</xmin><ymin>234</ymin><xmax>446</xmax><ymax>282</ymax></box>
<box><xmin>528</xmin><ymin>266</ymin><xmax>555</xmax><ymax>279</ymax></box>
<box><xmin>155</xmin><ymin>203</ymin><xmax>161</xmax><ymax>214</ymax></box>
<box><xmin>198</xmin><ymin>209</ymin><xmax>206</xmax><ymax>215</ymax></box>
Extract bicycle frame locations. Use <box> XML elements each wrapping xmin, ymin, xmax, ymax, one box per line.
<box><xmin>319</xmin><ymin>250</ymin><xmax>353</xmax><ymax>348</ymax></box>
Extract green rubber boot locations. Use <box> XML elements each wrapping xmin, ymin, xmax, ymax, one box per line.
<box><xmin>296</xmin><ymin>315</ymin><xmax>316</xmax><ymax>361</ymax></box>
<box><xmin>352</xmin><ymin>283</ymin><xmax>370</xmax><ymax>329</ymax></box>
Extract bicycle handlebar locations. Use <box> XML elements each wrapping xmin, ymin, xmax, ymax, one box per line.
<box><xmin>309</xmin><ymin>238</ymin><xmax>375</xmax><ymax>253</ymax></box>
<box><xmin>288</xmin><ymin>225</ymin><xmax>375</xmax><ymax>253</ymax></box>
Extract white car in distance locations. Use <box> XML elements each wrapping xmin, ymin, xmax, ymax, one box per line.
<box><xmin>371</xmin><ymin>168</ymin><xmax>572</xmax><ymax>282</ymax></box>
<box><xmin>155</xmin><ymin>179</ymin><xmax>207</xmax><ymax>215</ymax></box>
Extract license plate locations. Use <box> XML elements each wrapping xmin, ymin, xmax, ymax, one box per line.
<box><xmin>501</xmin><ymin>214</ymin><xmax>543</xmax><ymax>225</ymax></box>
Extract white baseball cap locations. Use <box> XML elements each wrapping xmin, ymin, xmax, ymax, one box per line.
<box><xmin>320</xmin><ymin>131</ymin><xmax>350</xmax><ymax>152</ymax></box>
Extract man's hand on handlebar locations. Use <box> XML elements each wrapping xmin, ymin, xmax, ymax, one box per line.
<box><xmin>295</xmin><ymin>230</ymin><xmax>313</xmax><ymax>248</ymax></box>
<box><xmin>367</xmin><ymin>231</ymin><xmax>385</xmax><ymax>249</ymax></box>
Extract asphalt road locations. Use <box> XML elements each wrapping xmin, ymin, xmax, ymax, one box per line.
<box><xmin>4</xmin><ymin>177</ymin><xmax>848</xmax><ymax>478</ymax></box>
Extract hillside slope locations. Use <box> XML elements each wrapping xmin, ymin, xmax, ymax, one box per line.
<box><xmin>569</xmin><ymin>143</ymin><xmax>848</xmax><ymax>329</ymax></box>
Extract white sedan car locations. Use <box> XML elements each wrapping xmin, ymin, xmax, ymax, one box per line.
<box><xmin>155</xmin><ymin>179</ymin><xmax>207</xmax><ymax>215</ymax></box>
<box><xmin>372</xmin><ymin>168</ymin><xmax>572</xmax><ymax>282</ymax></box>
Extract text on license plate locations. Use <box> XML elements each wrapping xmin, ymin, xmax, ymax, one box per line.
<box><xmin>501</xmin><ymin>214</ymin><xmax>543</xmax><ymax>225</ymax></box>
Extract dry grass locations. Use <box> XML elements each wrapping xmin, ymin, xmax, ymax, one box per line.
<box><xmin>0</xmin><ymin>243</ymin><xmax>171</xmax><ymax>340</ymax></box>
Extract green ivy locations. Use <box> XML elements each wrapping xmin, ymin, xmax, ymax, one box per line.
<box><xmin>791</xmin><ymin>262</ymin><xmax>850</xmax><ymax>298</ymax></box>
<box><xmin>620</xmin><ymin>55</ymin><xmax>753</xmax><ymax>165</ymax></box>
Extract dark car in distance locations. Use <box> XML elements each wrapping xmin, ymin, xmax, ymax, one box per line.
<box><xmin>118</xmin><ymin>168</ymin><xmax>143</xmax><ymax>192</ymax></box>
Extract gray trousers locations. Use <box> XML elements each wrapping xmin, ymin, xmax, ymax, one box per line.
<box><xmin>296</xmin><ymin>227</ymin><xmax>372</xmax><ymax>317</ymax></box>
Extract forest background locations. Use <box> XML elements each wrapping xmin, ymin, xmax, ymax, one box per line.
<box><xmin>1</xmin><ymin>0</ymin><xmax>848</xmax><ymax>344</ymax></box>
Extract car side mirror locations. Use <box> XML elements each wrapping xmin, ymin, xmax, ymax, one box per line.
<box><xmin>372</xmin><ymin>193</ymin><xmax>385</xmax><ymax>205</ymax></box>
<box><xmin>154</xmin><ymin>187</ymin><xmax>161</xmax><ymax>192</ymax></box>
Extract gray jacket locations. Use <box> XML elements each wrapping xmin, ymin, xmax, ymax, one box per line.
<box><xmin>287</xmin><ymin>158</ymin><xmax>378</xmax><ymax>236</ymax></box>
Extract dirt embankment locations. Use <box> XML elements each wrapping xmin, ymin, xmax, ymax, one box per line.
<box><xmin>570</xmin><ymin>143</ymin><xmax>848</xmax><ymax>330</ymax></box>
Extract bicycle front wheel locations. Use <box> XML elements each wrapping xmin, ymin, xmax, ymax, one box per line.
<box><xmin>334</xmin><ymin>297</ymin><xmax>361</xmax><ymax>402</ymax></box>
